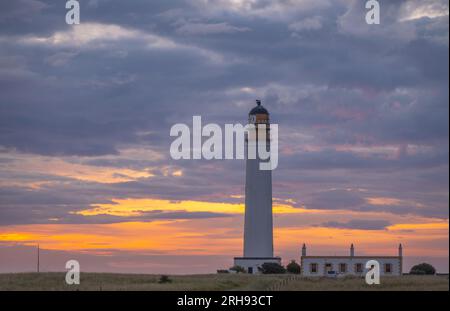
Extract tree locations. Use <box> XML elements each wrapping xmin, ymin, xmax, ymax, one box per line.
<box><xmin>229</xmin><ymin>265</ymin><xmax>246</xmax><ymax>273</ymax></box>
<box><xmin>158</xmin><ymin>275</ymin><xmax>172</xmax><ymax>283</ymax></box>
<box><xmin>410</xmin><ymin>263</ymin><xmax>436</xmax><ymax>275</ymax></box>
<box><xmin>286</xmin><ymin>260</ymin><xmax>301</xmax><ymax>274</ymax></box>
<box><xmin>258</xmin><ymin>262</ymin><xmax>286</xmax><ymax>274</ymax></box>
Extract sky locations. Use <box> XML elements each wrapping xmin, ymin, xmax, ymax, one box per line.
<box><xmin>0</xmin><ymin>0</ymin><xmax>448</xmax><ymax>274</ymax></box>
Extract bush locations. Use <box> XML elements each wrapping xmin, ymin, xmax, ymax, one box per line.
<box><xmin>286</xmin><ymin>260</ymin><xmax>301</xmax><ymax>274</ymax></box>
<box><xmin>217</xmin><ymin>269</ymin><xmax>230</xmax><ymax>274</ymax></box>
<box><xmin>410</xmin><ymin>263</ymin><xmax>436</xmax><ymax>275</ymax></box>
<box><xmin>258</xmin><ymin>262</ymin><xmax>286</xmax><ymax>274</ymax></box>
<box><xmin>158</xmin><ymin>275</ymin><xmax>172</xmax><ymax>283</ymax></box>
<box><xmin>410</xmin><ymin>269</ymin><xmax>426</xmax><ymax>275</ymax></box>
<box><xmin>229</xmin><ymin>265</ymin><xmax>246</xmax><ymax>273</ymax></box>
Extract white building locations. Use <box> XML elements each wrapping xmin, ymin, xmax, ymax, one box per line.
<box><xmin>233</xmin><ymin>100</ymin><xmax>281</xmax><ymax>274</ymax></box>
<box><xmin>300</xmin><ymin>244</ymin><xmax>403</xmax><ymax>277</ymax></box>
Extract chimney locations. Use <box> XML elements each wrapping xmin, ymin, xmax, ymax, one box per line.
<box><xmin>350</xmin><ymin>243</ymin><xmax>355</xmax><ymax>257</ymax></box>
<box><xmin>398</xmin><ymin>243</ymin><xmax>403</xmax><ymax>257</ymax></box>
<box><xmin>301</xmin><ymin>243</ymin><xmax>307</xmax><ymax>257</ymax></box>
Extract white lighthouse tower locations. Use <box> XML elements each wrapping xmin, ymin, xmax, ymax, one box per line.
<box><xmin>234</xmin><ymin>100</ymin><xmax>281</xmax><ymax>274</ymax></box>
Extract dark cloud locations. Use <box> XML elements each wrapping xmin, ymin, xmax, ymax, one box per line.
<box><xmin>0</xmin><ymin>0</ymin><xmax>448</xmax><ymax>225</ymax></box>
<box><xmin>307</xmin><ymin>189</ymin><xmax>366</xmax><ymax>210</ymax></box>
<box><xmin>319</xmin><ymin>219</ymin><xmax>391</xmax><ymax>230</ymax></box>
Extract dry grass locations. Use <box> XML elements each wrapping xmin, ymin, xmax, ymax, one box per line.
<box><xmin>277</xmin><ymin>275</ymin><xmax>449</xmax><ymax>291</ymax></box>
<box><xmin>0</xmin><ymin>273</ymin><xmax>447</xmax><ymax>291</ymax></box>
<box><xmin>0</xmin><ymin>273</ymin><xmax>284</xmax><ymax>291</ymax></box>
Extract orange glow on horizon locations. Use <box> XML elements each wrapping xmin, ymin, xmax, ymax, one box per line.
<box><xmin>75</xmin><ymin>198</ymin><xmax>320</xmax><ymax>217</ymax></box>
<box><xmin>0</xmin><ymin>219</ymin><xmax>447</xmax><ymax>258</ymax></box>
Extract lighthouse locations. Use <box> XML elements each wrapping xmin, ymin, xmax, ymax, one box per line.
<box><xmin>233</xmin><ymin>100</ymin><xmax>281</xmax><ymax>274</ymax></box>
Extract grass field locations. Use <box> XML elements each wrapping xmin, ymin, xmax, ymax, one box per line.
<box><xmin>0</xmin><ymin>273</ymin><xmax>448</xmax><ymax>291</ymax></box>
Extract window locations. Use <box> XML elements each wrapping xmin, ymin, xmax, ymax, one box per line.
<box><xmin>339</xmin><ymin>263</ymin><xmax>347</xmax><ymax>273</ymax></box>
<box><xmin>310</xmin><ymin>263</ymin><xmax>318</xmax><ymax>273</ymax></box>
<box><xmin>384</xmin><ymin>263</ymin><xmax>392</xmax><ymax>274</ymax></box>
<box><xmin>355</xmin><ymin>263</ymin><xmax>363</xmax><ymax>273</ymax></box>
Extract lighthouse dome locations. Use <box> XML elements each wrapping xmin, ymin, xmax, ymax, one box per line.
<box><xmin>249</xmin><ymin>100</ymin><xmax>269</xmax><ymax>115</ymax></box>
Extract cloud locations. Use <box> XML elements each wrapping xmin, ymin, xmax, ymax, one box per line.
<box><xmin>187</xmin><ymin>0</ymin><xmax>332</xmax><ymax>21</ymax></box>
<box><xmin>44</xmin><ymin>51</ymin><xmax>79</xmax><ymax>66</ymax></box>
<box><xmin>0</xmin><ymin>0</ymin><xmax>448</xmax><ymax>226</ymax></box>
<box><xmin>289</xmin><ymin>16</ymin><xmax>322</xmax><ymax>32</ymax></box>
<box><xmin>306</xmin><ymin>189</ymin><xmax>366</xmax><ymax>210</ymax></box>
<box><xmin>319</xmin><ymin>219</ymin><xmax>391</xmax><ymax>230</ymax></box>
<box><xmin>0</xmin><ymin>0</ymin><xmax>47</xmax><ymax>22</ymax></box>
<box><xmin>175</xmin><ymin>22</ymin><xmax>250</xmax><ymax>35</ymax></box>
<box><xmin>399</xmin><ymin>0</ymin><xmax>449</xmax><ymax>21</ymax></box>
<box><xmin>21</xmin><ymin>23</ymin><xmax>176</xmax><ymax>49</ymax></box>
<box><xmin>15</xmin><ymin>22</ymin><xmax>226</xmax><ymax>64</ymax></box>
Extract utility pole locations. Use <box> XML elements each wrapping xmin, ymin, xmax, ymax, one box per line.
<box><xmin>37</xmin><ymin>244</ymin><xmax>40</xmax><ymax>273</ymax></box>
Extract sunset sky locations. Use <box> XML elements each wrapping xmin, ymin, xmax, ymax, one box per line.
<box><xmin>0</xmin><ymin>0</ymin><xmax>448</xmax><ymax>274</ymax></box>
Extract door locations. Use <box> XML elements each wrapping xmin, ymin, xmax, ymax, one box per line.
<box><xmin>325</xmin><ymin>263</ymin><xmax>333</xmax><ymax>275</ymax></box>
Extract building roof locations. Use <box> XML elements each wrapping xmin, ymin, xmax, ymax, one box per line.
<box><xmin>301</xmin><ymin>256</ymin><xmax>401</xmax><ymax>259</ymax></box>
<box><xmin>249</xmin><ymin>100</ymin><xmax>269</xmax><ymax>115</ymax></box>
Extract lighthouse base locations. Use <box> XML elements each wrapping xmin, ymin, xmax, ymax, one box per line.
<box><xmin>233</xmin><ymin>257</ymin><xmax>281</xmax><ymax>274</ymax></box>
